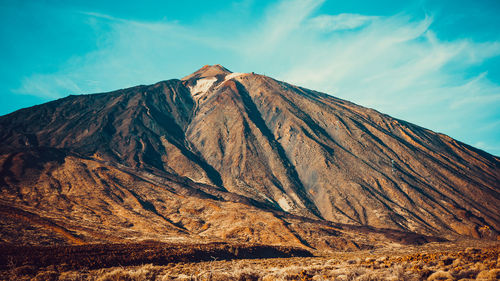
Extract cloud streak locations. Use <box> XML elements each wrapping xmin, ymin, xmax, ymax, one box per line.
<box><xmin>308</xmin><ymin>13</ymin><xmax>378</xmax><ymax>31</ymax></box>
<box><xmin>14</xmin><ymin>0</ymin><xmax>500</xmax><ymax>155</ymax></box>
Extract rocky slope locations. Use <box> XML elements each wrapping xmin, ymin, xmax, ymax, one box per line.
<box><xmin>0</xmin><ymin>65</ymin><xmax>499</xmax><ymax>247</ymax></box>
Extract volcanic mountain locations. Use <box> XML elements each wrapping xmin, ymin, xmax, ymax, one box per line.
<box><xmin>0</xmin><ymin>65</ymin><xmax>499</xmax><ymax>249</ymax></box>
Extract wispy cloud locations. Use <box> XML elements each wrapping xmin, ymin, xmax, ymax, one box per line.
<box><xmin>16</xmin><ymin>74</ymin><xmax>83</xmax><ymax>99</ymax></box>
<box><xmin>308</xmin><ymin>13</ymin><xmax>378</xmax><ymax>31</ymax></box>
<box><xmin>14</xmin><ymin>0</ymin><xmax>500</xmax><ymax>155</ymax></box>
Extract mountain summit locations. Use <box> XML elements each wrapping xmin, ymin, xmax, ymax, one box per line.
<box><xmin>0</xmin><ymin>65</ymin><xmax>499</xmax><ymax>247</ymax></box>
<box><xmin>182</xmin><ymin>64</ymin><xmax>232</xmax><ymax>80</ymax></box>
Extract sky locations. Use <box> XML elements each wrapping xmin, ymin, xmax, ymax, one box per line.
<box><xmin>0</xmin><ymin>0</ymin><xmax>499</xmax><ymax>156</ymax></box>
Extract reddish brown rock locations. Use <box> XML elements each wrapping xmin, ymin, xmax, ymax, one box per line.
<box><xmin>0</xmin><ymin>65</ymin><xmax>498</xmax><ymax>248</ymax></box>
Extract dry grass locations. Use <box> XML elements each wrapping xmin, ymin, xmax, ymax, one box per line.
<box><xmin>1</xmin><ymin>244</ymin><xmax>498</xmax><ymax>281</ymax></box>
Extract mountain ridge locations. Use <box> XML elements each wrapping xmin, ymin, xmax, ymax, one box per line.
<box><xmin>0</xmin><ymin>65</ymin><xmax>499</xmax><ymax>248</ymax></box>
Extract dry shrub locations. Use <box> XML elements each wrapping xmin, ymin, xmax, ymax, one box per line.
<box><xmin>386</xmin><ymin>265</ymin><xmax>419</xmax><ymax>281</ymax></box>
<box><xmin>237</xmin><ymin>271</ymin><xmax>261</xmax><ymax>281</ymax></box>
<box><xmin>97</xmin><ymin>264</ymin><xmax>159</xmax><ymax>281</ymax></box>
<box><xmin>162</xmin><ymin>274</ymin><xmax>197</xmax><ymax>281</ymax></box>
<box><xmin>164</xmin><ymin>273</ymin><xmax>191</xmax><ymax>281</ymax></box>
<box><xmin>227</xmin><ymin>268</ymin><xmax>261</xmax><ymax>281</ymax></box>
<box><xmin>59</xmin><ymin>270</ymin><xmax>90</xmax><ymax>281</ymax></box>
<box><xmin>12</xmin><ymin>265</ymin><xmax>37</xmax><ymax>277</ymax></box>
<box><xmin>261</xmin><ymin>275</ymin><xmax>278</xmax><ymax>281</ymax></box>
<box><xmin>438</xmin><ymin>256</ymin><xmax>454</xmax><ymax>266</ymax></box>
<box><xmin>197</xmin><ymin>272</ymin><xmax>232</xmax><ymax>281</ymax></box>
<box><xmin>426</xmin><ymin>270</ymin><xmax>453</xmax><ymax>281</ymax></box>
<box><xmin>332</xmin><ymin>267</ymin><xmax>367</xmax><ymax>280</ymax></box>
<box><xmin>347</xmin><ymin>258</ymin><xmax>361</xmax><ymax>265</ymax></box>
<box><xmin>348</xmin><ymin>265</ymin><xmax>419</xmax><ymax>281</ymax></box>
<box><xmin>465</xmin><ymin>248</ymin><xmax>480</xmax><ymax>254</ymax></box>
<box><xmin>171</xmin><ymin>268</ymin><xmax>262</xmax><ymax>281</ymax></box>
<box><xmin>452</xmin><ymin>268</ymin><xmax>479</xmax><ymax>280</ymax></box>
<box><xmin>476</xmin><ymin>268</ymin><xmax>500</xmax><ymax>280</ymax></box>
<box><xmin>32</xmin><ymin>270</ymin><xmax>59</xmax><ymax>281</ymax></box>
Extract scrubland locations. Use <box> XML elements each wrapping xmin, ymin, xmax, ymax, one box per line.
<box><xmin>1</xmin><ymin>240</ymin><xmax>498</xmax><ymax>281</ymax></box>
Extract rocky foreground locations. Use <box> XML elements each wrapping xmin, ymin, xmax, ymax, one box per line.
<box><xmin>1</xmin><ymin>241</ymin><xmax>498</xmax><ymax>280</ymax></box>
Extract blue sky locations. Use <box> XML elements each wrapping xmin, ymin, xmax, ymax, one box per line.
<box><xmin>1</xmin><ymin>0</ymin><xmax>499</xmax><ymax>156</ymax></box>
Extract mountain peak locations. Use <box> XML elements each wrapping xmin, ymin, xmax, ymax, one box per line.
<box><xmin>182</xmin><ymin>64</ymin><xmax>232</xmax><ymax>80</ymax></box>
<box><xmin>0</xmin><ymin>64</ymin><xmax>499</xmax><ymax>247</ymax></box>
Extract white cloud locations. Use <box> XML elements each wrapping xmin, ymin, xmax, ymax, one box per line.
<box><xmin>308</xmin><ymin>13</ymin><xmax>378</xmax><ymax>31</ymax></box>
<box><xmin>237</xmin><ymin>0</ymin><xmax>324</xmax><ymax>56</ymax></box>
<box><xmin>14</xmin><ymin>0</ymin><xmax>500</xmax><ymax>155</ymax></box>
<box><xmin>16</xmin><ymin>74</ymin><xmax>83</xmax><ymax>99</ymax></box>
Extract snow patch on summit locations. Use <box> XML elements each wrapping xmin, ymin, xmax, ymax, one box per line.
<box><xmin>189</xmin><ymin>77</ymin><xmax>217</xmax><ymax>94</ymax></box>
<box><xmin>224</xmin><ymin>73</ymin><xmax>243</xmax><ymax>81</ymax></box>
<box><xmin>214</xmin><ymin>73</ymin><xmax>245</xmax><ymax>90</ymax></box>
<box><xmin>188</xmin><ymin>77</ymin><xmax>217</xmax><ymax>102</ymax></box>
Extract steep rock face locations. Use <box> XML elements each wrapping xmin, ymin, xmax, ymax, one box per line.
<box><xmin>0</xmin><ymin>65</ymin><xmax>499</xmax><ymax>241</ymax></box>
<box><xmin>0</xmin><ymin>80</ymin><xmax>222</xmax><ymax>186</ymax></box>
<box><xmin>185</xmin><ymin>72</ymin><xmax>321</xmax><ymax>219</ymax></box>
<box><xmin>233</xmin><ymin>74</ymin><xmax>499</xmax><ymax>237</ymax></box>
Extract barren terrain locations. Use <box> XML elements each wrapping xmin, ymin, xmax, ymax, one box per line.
<box><xmin>1</xmin><ymin>240</ymin><xmax>498</xmax><ymax>280</ymax></box>
<box><xmin>0</xmin><ymin>65</ymin><xmax>499</xmax><ymax>280</ymax></box>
